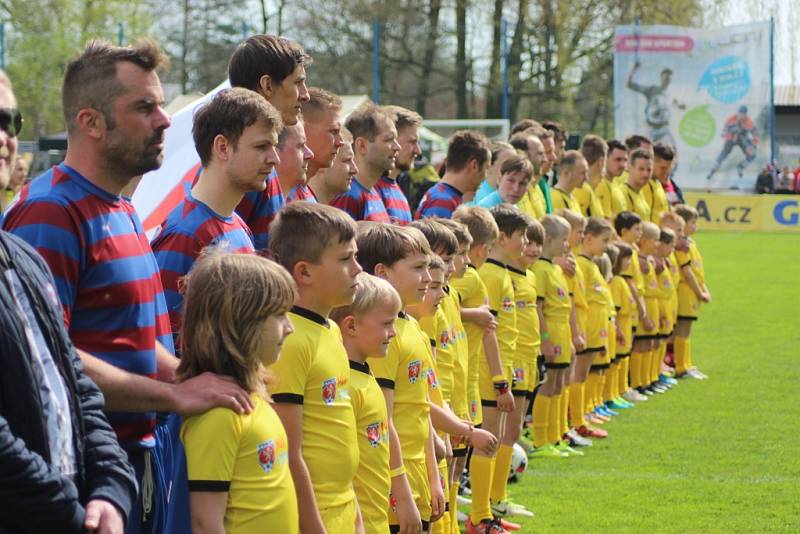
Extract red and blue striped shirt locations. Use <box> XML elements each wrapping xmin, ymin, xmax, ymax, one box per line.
<box><xmin>330</xmin><ymin>177</ymin><xmax>391</xmax><ymax>222</ymax></box>
<box><xmin>235</xmin><ymin>170</ymin><xmax>284</xmax><ymax>252</ymax></box>
<box><xmin>375</xmin><ymin>175</ymin><xmax>412</xmax><ymax>225</ymax></box>
<box><xmin>151</xmin><ymin>193</ymin><xmax>255</xmax><ymax>341</ymax></box>
<box><xmin>2</xmin><ymin>164</ymin><xmax>173</xmax><ymax>449</ymax></box>
<box><xmin>415</xmin><ymin>182</ymin><xmax>464</xmax><ymax>219</ymax></box>
<box><xmin>287</xmin><ymin>183</ymin><xmax>318</xmax><ymax>203</ymax></box>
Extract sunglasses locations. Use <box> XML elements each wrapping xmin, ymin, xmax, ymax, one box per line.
<box><xmin>0</xmin><ymin>108</ymin><xmax>22</xmax><ymax>138</ymax></box>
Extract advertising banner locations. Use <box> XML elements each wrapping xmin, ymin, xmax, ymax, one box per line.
<box><xmin>684</xmin><ymin>192</ymin><xmax>800</xmax><ymax>232</ymax></box>
<box><xmin>614</xmin><ymin>22</ymin><xmax>773</xmax><ymax>191</ymax></box>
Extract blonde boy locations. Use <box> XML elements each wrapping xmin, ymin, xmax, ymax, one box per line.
<box><xmin>267</xmin><ymin>202</ymin><xmax>363</xmax><ymax>534</ymax></box>
<box><xmin>654</xmin><ymin>228</ymin><xmax>678</xmax><ymax>388</ymax></box>
<box><xmin>331</xmin><ymin>274</ymin><xmax>407</xmax><ymax>534</ymax></box>
<box><xmin>635</xmin><ymin>221</ymin><xmax>664</xmax><ymax>396</ymax></box>
<box><xmin>609</xmin><ymin>243</ymin><xmax>636</xmax><ymax>402</ymax></box>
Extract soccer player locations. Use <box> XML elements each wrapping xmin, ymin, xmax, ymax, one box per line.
<box><xmin>231</xmin><ymin>35</ymin><xmax>311</xmax><ymax>250</ymax></box>
<box><xmin>577</xmin><ymin>134</ymin><xmax>609</xmax><ymax>219</ymax></box>
<box><xmin>614</xmin><ymin>134</ymin><xmax>653</xmax><ymax>186</ymax></box>
<box><xmin>416</xmin><ymin>131</ymin><xmax>491</xmax><ymax>219</ymax></box>
<box><xmin>550</xmin><ymin>150</ymin><xmax>588</xmax><ymax>214</ymax></box>
<box><xmin>302</xmin><ymin>87</ymin><xmax>345</xmax><ymax>179</ymax></box>
<box><xmin>530</xmin><ymin>215</ymin><xmax>573</xmax><ymax>459</ymax></box>
<box><xmin>330</xmin><ymin>104</ymin><xmax>398</xmax><ymax>222</ymax></box>
<box><xmin>276</xmin><ymin>121</ymin><xmax>314</xmax><ymax>199</ymax></box>
<box><xmin>267</xmin><ymin>202</ymin><xmax>363</xmax><ymax>533</ymax></box>
<box><xmin>379</xmin><ymin>105</ymin><xmax>421</xmax><ymax>224</ymax></box>
<box><xmin>673</xmin><ymin>204</ymin><xmax>711</xmax><ymax>379</ymax></box>
<box><xmin>356</xmin><ymin>223</ymin><xmax>444</xmax><ymax>533</ymax></box>
<box><xmin>605</xmin><ymin>139</ymin><xmax>629</xmax><ymax>182</ymax></box>
<box><xmin>627</xmin><ymin>62</ymin><xmax>685</xmax><ymax>145</ymax></box>
<box><xmin>307</xmin><ymin>127</ymin><xmax>358</xmax><ymax>204</ymax></box>
<box><xmin>645</xmin><ymin>142</ymin><xmax>675</xmax><ymax>222</ymax></box>
<box><xmin>510</xmin><ymin>127</ymin><xmax>549</xmax><ymax>218</ymax></box>
<box><xmin>655</xmin><ymin>228</ymin><xmax>679</xmax><ymax>389</ymax></box>
<box><xmin>3</xmin><ymin>40</ymin><xmax>252</xmax><ymax>534</ymax></box>
<box><xmin>620</xmin><ymin>148</ymin><xmax>653</xmax><ymax>222</ymax></box>
<box><xmin>474</xmin><ymin>142</ymin><xmax>516</xmax><ymax>204</ymax></box>
<box><xmin>177</xmin><ymin>253</ymin><xmax>299</xmax><ymax>534</ymax></box>
<box><xmin>634</xmin><ymin>221</ymin><xmax>663</xmax><ymax>396</ymax></box>
<box><xmin>152</xmin><ymin>88</ymin><xmax>282</xmax><ymax>339</ymax></box>
<box><xmin>476</xmin><ymin>154</ymin><xmax>534</xmax><ymax>209</ymax></box>
<box><xmin>609</xmin><ymin>243</ymin><xmax>636</xmax><ymax>403</ymax></box>
<box><xmin>330</xmin><ymin>274</ymin><xmax>416</xmax><ymax>534</ymax></box>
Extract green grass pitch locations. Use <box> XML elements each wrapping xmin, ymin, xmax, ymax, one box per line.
<box><xmin>461</xmin><ymin>231</ymin><xmax>800</xmax><ymax>532</ymax></box>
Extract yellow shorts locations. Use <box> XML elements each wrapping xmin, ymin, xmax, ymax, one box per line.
<box><xmin>659</xmin><ymin>299</ymin><xmax>674</xmax><ymax>336</ymax></box>
<box><xmin>511</xmin><ymin>360</ymin><xmax>538</xmax><ymax>394</ymax></box>
<box><xmin>584</xmin><ymin>305</ymin><xmax>609</xmax><ymax>353</ymax></box>
<box><xmin>606</xmin><ymin>318</ymin><xmax>617</xmax><ymax>362</ymax></box>
<box><xmin>591</xmin><ymin>317</ymin><xmax>613</xmax><ymax>367</ymax></box>
<box><xmin>478</xmin><ymin>360</ymin><xmax>513</xmax><ymax>403</ymax></box>
<box><xmin>615</xmin><ymin>315</ymin><xmax>634</xmax><ymax>355</ymax></box>
<box><xmin>677</xmin><ymin>283</ymin><xmax>700</xmax><ymax>320</ymax></box>
<box><xmin>636</xmin><ymin>297</ymin><xmax>660</xmax><ymax>338</ymax></box>
<box><xmin>388</xmin><ymin>458</ymin><xmax>432</xmax><ymax>525</ymax></box>
<box><xmin>320</xmin><ymin>497</ymin><xmax>357</xmax><ymax>534</ymax></box>
<box><xmin>544</xmin><ymin>319</ymin><xmax>572</xmax><ymax>368</ymax></box>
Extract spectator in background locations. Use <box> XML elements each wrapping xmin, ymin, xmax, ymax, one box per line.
<box><xmin>2</xmin><ymin>154</ymin><xmax>29</xmax><ymax>211</ymax></box>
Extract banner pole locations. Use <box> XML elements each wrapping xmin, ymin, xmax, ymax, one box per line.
<box><xmin>502</xmin><ymin>17</ymin><xmax>509</xmax><ymax>120</ymax></box>
<box><xmin>770</xmin><ymin>17</ymin><xmax>776</xmax><ymax>166</ymax></box>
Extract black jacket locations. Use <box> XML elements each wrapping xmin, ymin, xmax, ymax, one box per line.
<box><xmin>0</xmin><ymin>231</ymin><xmax>136</xmax><ymax>533</ymax></box>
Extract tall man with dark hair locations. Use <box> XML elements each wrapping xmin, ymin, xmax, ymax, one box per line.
<box><xmin>378</xmin><ymin>105</ymin><xmax>421</xmax><ymax>224</ymax></box>
<box><xmin>3</xmin><ymin>40</ymin><xmax>252</xmax><ymax>534</ymax></box>
<box><xmin>230</xmin><ymin>34</ymin><xmax>312</xmax><ymax>250</ymax></box>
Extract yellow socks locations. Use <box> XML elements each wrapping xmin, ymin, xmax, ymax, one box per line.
<box><xmin>532</xmin><ymin>394</ymin><xmax>551</xmax><ymax>447</ymax></box>
<box><xmin>490</xmin><ymin>444</ymin><xmax>514</xmax><ymax>504</ymax></box>
<box><xmin>450</xmin><ymin>480</ymin><xmax>460</xmax><ymax>534</ymax></box>
<box><xmin>674</xmin><ymin>337</ymin><xmax>689</xmax><ymax>374</ymax></box>
<box><xmin>569</xmin><ymin>382</ymin><xmax>586</xmax><ymax>428</ymax></box>
<box><xmin>605</xmin><ymin>363</ymin><xmax>618</xmax><ymax>401</ymax></box>
<box><xmin>548</xmin><ymin>391</ymin><xmax>562</xmax><ymax>443</ymax></box>
<box><xmin>630</xmin><ymin>352</ymin><xmax>643</xmax><ymax>388</ymax></box>
<box><xmin>619</xmin><ymin>356</ymin><xmax>630</xmax><ymax>395</ymax></box>
<box><xmin>469</xmin><ymin>454</ymin><xmax>495</xmax><ymax>522</ymax></box>
<box><xmin>560</xmin><ymin>387</ymin><xmax>570</xmax><ymax>435</ymax></box>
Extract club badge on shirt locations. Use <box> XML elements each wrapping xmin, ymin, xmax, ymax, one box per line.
<box><xmin>407</xmin><ymin>359</ymin><xmax>422</xmax><ymax>384</ymax></box>
<box><xmin>257</xmin><ymin>440</ymin><xmax>275</xmax><ymax>474</ymax></box>
<box><xmin>322</xmin><ymin>377</ymin><xmax>337</xmax><ymax>405</ymax></box>
<box><xmin>366</xmin><ymin>422</ymin><xmax>381</xmax><ymax>448</ymax></box>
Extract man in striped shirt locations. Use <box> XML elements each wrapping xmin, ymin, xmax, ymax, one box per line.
<box><xmin>230</xmin><ymin>35</ymin><xmax>311</xmax><ymax>251</ymax></box>
<box><xmin>416</xmin><ymin>130</ymin><xmax>491</xmax><ymax>219</ymax></box>
<box><xmin>152</xmin><ymin>88</ymin><xmax>282</xmax><ymax>340</ymax></box>
<box><xmin>3</xmin><ymin>40</ymin><xmax>253</xmax><ymax>534</ymax></box>
<box><xmin>330</xmin><ymin>103</ymin><xmax>397</xmax><ymax>222</ymax></box>
<box><xmin>275</xmin><ymin>120</ymin><xmax>314</xmax><ymax>199</ymax></box>
<box><xmin>377</xmin><ymin>105</ymin><xmax>420</xmax><ymax>224</ymax></box>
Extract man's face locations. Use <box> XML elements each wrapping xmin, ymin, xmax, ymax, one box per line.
<box><xmin>395</xmin><ymin>125</ymin><xmax>421</xmax><ymax>171</ymax></box>
<box><xmin>606</xmin><ymin>148</ymin><xmax>627</xmax><ymax>178</ymax></box>
<box><xmin>304</xmin><ymin>107</ymin><xmax>343</xmax><ymax>171</ymax></box>
<box><xmin>276</xmin><ymin>123</ymin><xmax>314</xmax><ymax>187</ymax></box>
<box><xmin>497</xmin><ymin>170</ymin><xmax>531</xmax><ymax>205</ymax></box>
<box><xmin>540</xmin><ymin>137</ymin><xmax>556</xmax><ymax>174</ymax></box>
<box><xmin>104</xmin><ymin>63</ymin><xmax>171</xmax><ymax>179</ymax></box>
<box><xmin>629</xmin><ymin>156</ymin><xmax>653</xmax><ymax>189</ymax></box>
<box><xmin>228</xmin><ymin>122</ymin><xmax>280</xmax><ymax>193</ymax></box>
<box><xmin>364</xmin><ymin>115</ymin><xmax>400</xmax><ymax>174</ymax></box>
<box><xmin>323</xmin><ymin>143</ymin><xmax>357</xmax><ymax>194</ymax></box>
<box><xmin>526</xmin><ymin>136</ymin><xmax>545</xmax><ymax>175</ymax></box>
<box><xmin>570</xmin><ymin>157</ymin><xmax>589</xmax><ymax>188</ymax></box>
<box><xmin>9</xmin><ymin>157</ymin><xmax>28</xmax><ymax>189</ymax></box>
<box><xmin>554</xmin><ymin>136</ymin><xmax>566</xmax><ymax>162</ymax></box>
<box><xmin>269</xmin><ymin>65</ymin><xmax>310</xmax><ymax>126</ymax></box>
<box><xmin>652</xmin><ymin>157</ymin><xmax>673</xmax><ymax>182</ymax></box>
<box><xmin>0</xmin><ymin>86</ymin><xmax>19</xmax><ymax>190</ymax></box>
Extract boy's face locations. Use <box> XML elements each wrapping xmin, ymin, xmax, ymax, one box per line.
<box><xmin>259</xmin><ymin>312</ymin><xmax>294</xmax><ymax>366</ymax></box>
<box><xmin>436</xmin><ymin>251</ymin><xmax>456</xmax><ymax>283</ymax></box>
<box><xmin>521</xmin><ymin>238</ymin><xmax>542</xmax><ymax>265</ymax></box>
<box><xmin>498</xmin><ymin>171</ymin><xmax>531</xmax><ymax>204</ymax></box>
<box><xmin>310</xmin><ymin>237</ymin><xmax>363</xmax><ymax>308</ymax></box>
<box><xmin>419</xmin><ymin>268</ymin><xmax>446</xmax><ymax>316</ymax></box>
<box><xmin>568</xmin><ymin>223</ymin><xmax>585</xmax><ymax>248</ymax></box>
<box><xmin>584</xmin><ymin>230</ymin><xmax>611</xmax><ymax>257</ymax></box>
<box><xmin>639</xmin><ymin>235</ymin><xmax>657</xmax><ymax>254</ymax></box>
<box><xmin>352</xmin><ymin>301</ymin><xmax>398</xmax><ymax>358</ymax></box>
<box><xmin>503</xmin><ymin>229</ymin><xmax>528</xmax><ymax>259</ymax></box>
<box><xmin>471</xmin><ymin>241</ymin><xmax>492</xmax><ymax>267</ymax></box>
<box><xmin>620</xmin><ymin>223</ymin><xmax>642</xmax><ymax>244</ymax></box>
<box><xmin>381</xmin><ymin>251</ymin><xmax>431</xmax><ymax>306</ymax></box>
<box><xmin>656</xmin><ymin>241</ymin><xmax>674</xmax><ymax>258</ymax></box>
<box><xmin>684</xmin><ymin>217</ymin><xmax>697</xmax><ymax>236</ymax></box>
<box><xmin>452</xmin><ymin>245</ymin><xmax>469</xmax><ymax>278</ymax></box>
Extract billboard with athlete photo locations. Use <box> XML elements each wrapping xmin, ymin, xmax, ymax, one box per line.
<box><xmin>614</xmin><ymin>22</ymin><xmax>773</xmax><ymax>190</ymax></box>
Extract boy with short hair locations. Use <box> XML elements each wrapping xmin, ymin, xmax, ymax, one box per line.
<box><xmin>331</xmin><ymin>274</ymin><xmax>411</xmax><ymax>534</ymax></box>
<box><xmin>609</xmin><ymin>243</ymin><xmax>636</xmax><ymax>402</ymax></box>
<box><xmin>550</xmin><ymin>151</ymin><xmax>588</xmax><ymax>214</ymax></box>
<box><xmin>655</xmin><ymin>228</ymin><xmax>678</xmax><ymax>388</ymax></box>
<box><xmin>673</xmin><ymin>205</ymin><xmax>711</xmax><ymax>379</ymax></box>
<box><xmin>267</xmin><ymin>202</ymin><xmax>363</xmax><ymax>534</ymax></box>
<box><xmin>634</xmin><ymin>221</ymin><xmax>664</xmax><ymax>396</ymax></box>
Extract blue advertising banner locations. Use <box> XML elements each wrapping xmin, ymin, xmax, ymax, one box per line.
<box><xmin>614</xmin><ymin>22</ymin><xmax>773</xmax><ymax>190</ymax></box>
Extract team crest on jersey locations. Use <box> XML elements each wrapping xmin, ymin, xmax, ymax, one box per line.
<box><xmin>366</xmin><ymin>422</ymin><xmax>381</xmax><ymax>448</ymax></box>
<box><xmin>594</xmin><ymin>283</ymin><xmax>603</xmax><ymax>293</ymax></box>
<box><xmin>439</xmin><ymin>331</ymin><xmax>449</xmax><ymax>348</ymax></box>
<box><xmin>516</xmin><ymin>299</ymin><xmax>526</xmax><ymax>310</ymax></box>
<box><xmin>503</xmin><ymin>297</ymin><xmax>514</xmax><ymax>312</ymax></box>
<box><xmin>554</xmin><ymin>344</ymin><xmax>562</xmax><ymax>356</ymax></box>
<box><xmin>600</xmin><ymin>328</ymin><xmax>608</xmax><ymax>339</ymax></box>
<box><xmin>257</xmin><ymin>440</ymin><xmax>276</xmax><ymax>473</ymax></box>
<box><xmin>514</xmin><ymin>367</ymin><xmax>525</xmax><ymax>383</ymax></box>
<box><xmin>407</xmin><ymin>359</ymin><xmax>422</xmax><ymax>383</ymax></box>
<box><xmin>556</xmin><ymin>287</ymin><xmax>567</xmax><ymax>298</ymax></box>
<box><xmin>321</xmin><ymin>377</ymin><xmax>337</xmax><ymax>405</ymax></box>
<box><xmin>471</xmin><ymin>399</ymin><xmax>479</xmax><ymax>418</ymax></box>
<box><xmin>427</xmin><ymin>368</ymin><xmax>439</xmax><ymax>389</ymax></box>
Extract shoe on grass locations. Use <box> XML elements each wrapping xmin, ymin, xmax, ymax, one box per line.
<box><xmin>566</xmin><ymin>428</ymin><xmax>593</xmax><ymax>446</ymax></box>
<box><xmin>607</xmin><ymin>399</ymin><xmax>629</xmax><ymax>410</ymax></box>
<box><xmin>466</xmin><ymin>517</ymin><xmax>507</xmax><ymax>534</ymax></box>
<box><xmin>457</xmin><ymin>510</ymin><xmax>469</xmax><ymax>523</ymax></box>
<box><xmin>577</xmin><ymin>424</ymin><xmax>608</xmax><ymax>438</ymax></box>
<box><xmin>497</xmin><ymin>517</ymin><xmax>522</xmax><ymax>531</ymax></box>
<box><xmin>528</xmin><ymin>443</ymin><xmax>568</xmax><ymax>459</ymax></box>
<box><xmin>615</xmin><ymin>396</ymin><xmax>635</xmax><ymax>408</ymax></box>
<box><xmin>686</xmin><ymin>367</ymin><xmax>708</xmax><ymax>380</ymax></box>
<box><xmin>491</xmin><ymin>499</ymin><xmax>535</xmax><ymax>518</ymax></box>
<box><xmin>555</xmin><ymin>440</ymin><xmax>585</xmax><ymax>456</ymax></box>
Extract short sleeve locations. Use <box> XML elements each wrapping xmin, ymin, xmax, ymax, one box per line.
<box><xmin>269</xmin><ymin>333</ymin><xmax>313</xmax><ymax>403</ymax></box>
<box><xmin>674</xmin><ymin>249</ymin><xmax>691</xmax><ymax>267</ymax></box>
<box><xmin>181</xmin><ymin>407</ymin><xmax>242</xmax><ymax>490</ymax></box>
<box><xmin>369</xmin><ymin>336</ymin><xmax>402</xmax><ymax>390</ymax></box>
<box><xmin>534</xmin><ymin>265</ymin><xmax>548</xmax><ymax>301</ymax></box>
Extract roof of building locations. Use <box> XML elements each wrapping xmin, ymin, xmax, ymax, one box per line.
<box><xmin>775</xmin><ymin>85</ymin><xmax>800</xmax><ymax>107</ymax></box>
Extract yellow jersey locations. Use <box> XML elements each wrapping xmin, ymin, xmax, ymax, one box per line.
<box><xmin>620</xmin><ymin>183</ymin><xmax>651</xmax><ymax>221</ymax></box>
<box><xmin>610</xmin><ymin>275</ymin><xmax>635</xmax><ymax>318</ymax></box>
<box><xmin>478</xmin><ymin>259</ymin><xmax>518</xmax><ymax>368</ymax></box>
<box><xmin>550</xmin><ymin>187</ymin><xmax>580</xmax><ymax>214</ymax></box>
<box><xmin>269</xmin><ymin>306</ymin><xmax>358</xmax><ymax>509</ymax></box>
<box><xmin>642</xmin><ymin>256</ymin><xmax>659</xmax><ymax>300</ymax></box>
<box><xmin>368</xmin><ymin>313</ymin><xmax>432</xmax><ymax>461</ymax></box>
<box><xmin>532</xmin><ymin>258</ymin><xmax>571</xmax><ymax>322</ymax></box>
<box><xmin>442</xmin><ymin>287</ymin><xmax>469</xmax><ymax>415</ymax></box>
<box><xmin>527</xmin><ymin>181</ymin><xmax>548</xmax><ymax>218</ymax></box>
<box><xmin>573</xmin><ymin>182</ymin><xmax>605</xmax><ymax>218</ymax></box>
<box><xmin>621</xmin><ymin>246</ymin><xmax>645</xmax><ymax>297</ymax></box>
<box><xmin>419</xmin><ymin>306</ymin><xmax>455</xmax><ymax>403</ymax></box>
<box><xmin>642</xmin><ymin>179</ymin><xmax>669</xmax><ymax>223</ymax></box>
<box><xmin>348</xmin><ymin>360</ymin><xmax>391</xmax><ymax>533</ymax></box>
<box><xmin>594</xmin><ymin>179</ymin><xmax>627</xmax><ymax>220</ymax></box>
<box><xmin>181</xmin><ymin>395</ymin><xmax>299</xmax><ymax>534</ymax></box>
<box><xmin>676</xmin><ymin>239</ymin><xmax>706</xmax><ymax>287</ymax></box>
<box><xmin>613</xmin><ymin>171</ymin><xmax>628</xmax><ymax>185</ymax></box>
<box><xmin>507</xmin><ymin>265</ymin><xmax>540</xmax><ymax>364</ymax></box>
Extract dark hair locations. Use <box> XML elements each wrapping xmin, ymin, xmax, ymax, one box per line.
<box><xmin>607</xmin><ymin>139</ymin><xmax>626</xmax><ymax>154</ymax></box>
<box><xmin>228</xmin><ymin>35</ymin><xmax>311</xmax><ymax>90</ymax></box>
<box><xmin>526</xmin><ymin>218</ymin><xmax>545</xmax><ymax>245</ymax></box>
<box><xmin>510</xmin><ymin>118</ymin><xmax>542</xmax><ymax>136</ymax></box>
<box><xmin>611</xmin><ymin>242</ymin><xmax>633</xmax><ymax>275</ymax></box>
<box><xmin>445</xmin><ymin>130</ymin><xmax>490</xmax><ymax>172</ymax></box>
<box><xmin>584</xmin><ymin>216</ymin><xmax>612</xmax><ymax>237</ymax></box>
<box><xmin>490</xmin><ymin>204</ymin><xmax>531</xmax><ymax>237</ymax></box>
<box><xmin>62</xmin><ymin>39</ymin><xmax>169</xmax><ymax>134</ymax></box>
<box><xmin>629</xmin><ymin>147</ymin><xmax>652</xmax><ymax>165</ymax></box>
<box><xmin>653</xmin><ymin>142</ymin><xmax>675</xmax><ymax>161</ymax></box>
<box><xmin>509</xmin><ymin>133</ymin><xmax>531</xmax><ymax>154</ymax></box>
<box><xmin>624</xmin><ymin>134</ymin><xmax>652</xmax><ymax>151</ymax></box>
<box><xmin>410</xmin><ymin>219</ymin><xmax>458</xmax><ymax>256</ymax></box>
<box><xmin>345</xmin><ymin>103</ymin><xmax>390</xmax><ymax>143</ymax></box>
<box><xmin>614</xmin><ymin>211</ymin><xmax>642</xmax><ymax>235</ymax></box>
<box><xmin>491</xmin><ymin>142</ymin><xmax>515</xmax><ymax>164</ymax></box>
<box><xmin>659</xmin><ymin>228</ymin><xmax>676</xmax><ymax>244</ymax></box>
<box><xmin>581</xmin><ymin>134</ymin><xmax>608</xmax><ymax>166</ymax></box>
<box><xmin>499</xmin><ymin>153</ymin><xmax>533</xmax><ymax>181</ymax></box>
<box><xmin>542</xmin><ymin>120</ymin><xmax>567</xmax><ymax>141</ymax></box>
<box><xmin>193</xmin><ymin>88</ymin><xmax>283</xmax><ymax>166</ymax></box>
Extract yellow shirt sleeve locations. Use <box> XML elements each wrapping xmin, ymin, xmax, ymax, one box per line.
<box><xmin>269</xmin><ymin>332</ymin><xmax>313</xmax><ymax>399</ymax></box>
<box><xmin>181</xmin><ymin>406</ymin><xmax>241</xmax><ymax>485</ymax></box>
